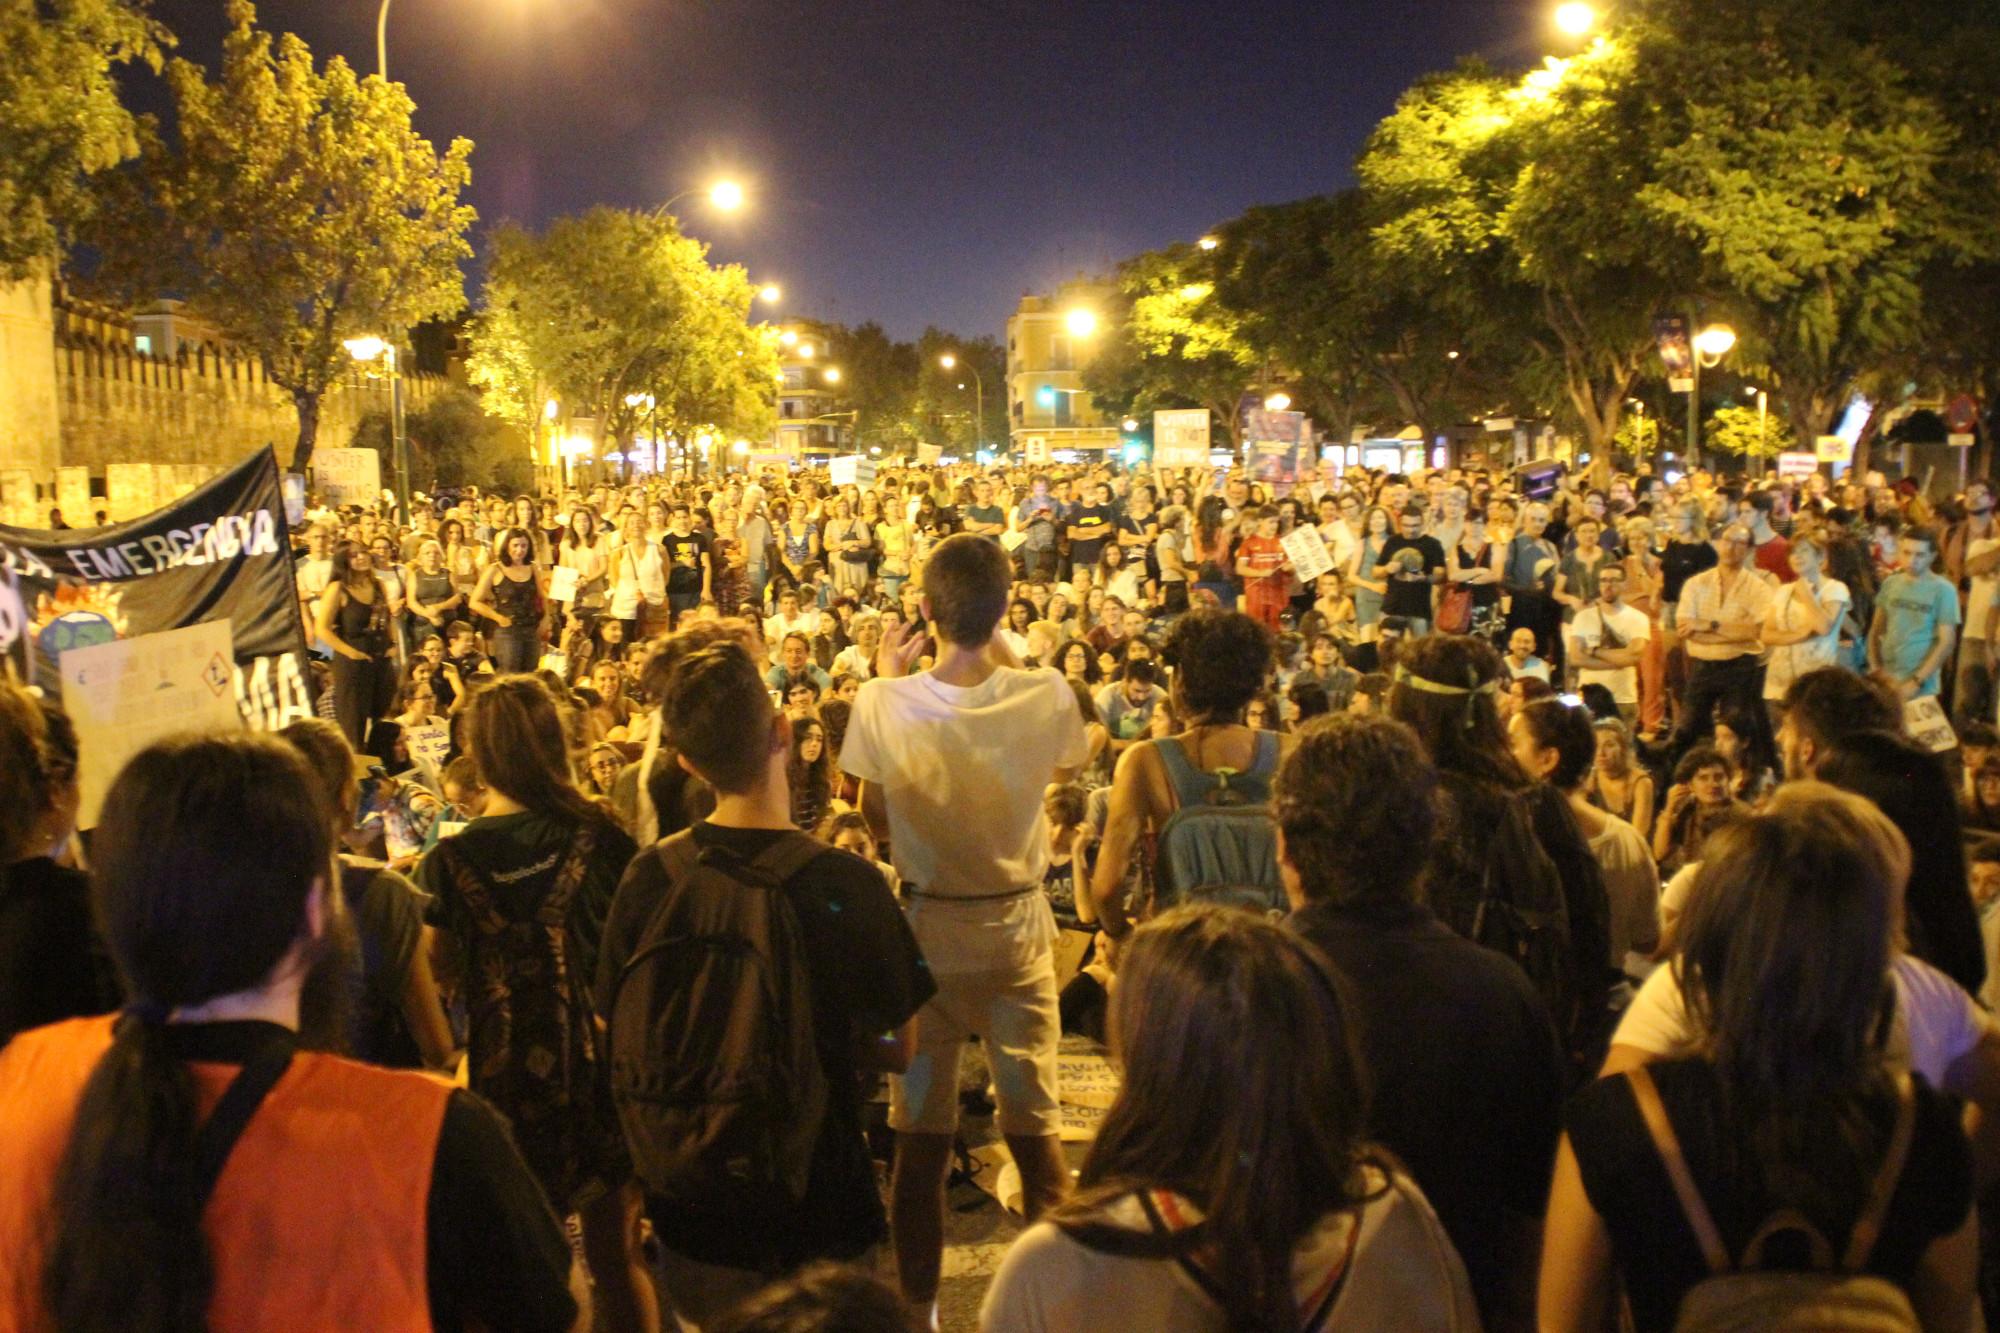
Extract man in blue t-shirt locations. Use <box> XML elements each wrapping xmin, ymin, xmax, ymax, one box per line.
<box><xmin>1869</xmin><ymin>524</ymin><xmax>1959</xmax><ymax>699</ymax></box>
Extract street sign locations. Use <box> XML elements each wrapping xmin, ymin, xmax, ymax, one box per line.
<box><xmin>1776</xmin><ymin>452</ymin><xmax>1819</xmax><ymax>479</ymax></box>
<box><xmin>1947</xmin><ymin>395</ymin><xmax>1980</xmax><ymax>434</ymax></box>
<box><xmin>1483</xmin><ymin>417</ymin><xmax>1516</xmax><ymax>433</ymax></box>
<box><xmin>1815</xmin><ymin>435</ymin><xmax>1853</xmax><ymax>465</ymax></box>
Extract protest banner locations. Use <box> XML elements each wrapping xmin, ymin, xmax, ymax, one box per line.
<box><xmin>1153</xmin><ymin>409</ymin><xmax>1210</xmax><ymax>467</ymax></box>
<box><xmin>0</xmin><ymin>447</ymin><xmax>314</xmax><ymax>731</ymax></box>
<box><xmin>1776</xmin><ymin>452</ymin><xmax>1819</xmax><ymax>479</ymax></box>
<box><xmin>310</xmin><ymin>447</ymin><xmax>382</xmax><ymax>507</ymax></box>
<box><xmin>1905</xmin><ymin>695</ymin><xmax>1957</xmax><ymax>754</ymax></box>
<box><xmin>916</xmin><ymin>442</ymin><xmax>943</xmax><ymax>465</ymax></box>
<box><xmin>1280</xmin><ymin>524</ymin><xmax>1334</xmax><ymax>583</ymax></box>
<box><xmin>828</xmin><ymin>455</ymin><xmax>878</xmax><ymax>487</ymax></box>
<box><xmin>60</xmin><ymin>620</ymin><xmax>243</xmax><ymax>828</ymax></box>
<box><xmin>1816</xmin><ymin>435</ymin><xmax>1854</xmax><ymax>465</ymax></box>
<box><xmin>1247</xmin><ymin>409</ymin><xmax>1307</xmax><ymax>485</ymax></box>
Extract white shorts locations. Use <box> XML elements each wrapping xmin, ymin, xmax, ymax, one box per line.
<box><xmin>889</xmin><ymin>958</ymin><xmax>1062</xmax><ymax>1138</ymax></box>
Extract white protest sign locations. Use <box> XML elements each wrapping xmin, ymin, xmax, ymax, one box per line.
<box><xmin>1776</xmin><ymin>451</ymin><xmax>1819</xmax><ymax>479</ymax></box>
<box><xmin>61</xmin><ymin>620</ymin><xmax>242</xmax><ymax>828</ymax></box>
<box><xmin>1153</xmin><ymin>409</ymin><xmax>1210</xmax><ymax>467</ymax></box>
<box><xmin>404</xmin><ymin>720</ymin><xmax>452</xmax><ymax>780</ymax></box>
<box><xmin>1023</xmin><ymin>436</ymin><xmax>1050</xmax><ymax>463</ymax></box>
<box><xmin>546</xmin><ymin>564</ymin><xmax>580</xmax><ymax>603</ymax></box>
<box><xmin>310</xmin><ymin>448</ymin><xmax>382</xmax><ymax>508</ymax></box>
<box><xmin>828</xmin><ymin>455</ymin><xmax>866</xmax><ymax>487</ymax></box>
<box><xmin>1815</xmin><ymin>434</ymin><xmax>1854</xmax><ymax>465</ymax></box>
<box><xmin>916</xmin><ymin>442</ymin><xmax>942</xmax><ymax>466</ymax></box>
<box><xmin>1904</xmin><ymin>695</ymin><xmax>1957</xmax><ymax>754</ymax></box>
<box><xmin>1280</xmin><ymin>524</ymin><xmax>1335</xmax><ymax>583</ymax></box>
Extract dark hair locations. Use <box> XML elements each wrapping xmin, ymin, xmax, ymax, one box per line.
<box><xmin>1516</xmin><ymin>698</ymin><xmax>1597</xmax><ymax>790</ymax></box>
<box><xmin>46</xmin><ymin>735</ymin><xmax>331</xmax><ymax>1333</ymax></box>
<box><xmin>661</xmin><ymin>642</ymin><xmax>776</xmax><ymax>794</ymax></box>
<box><xmin>329</xmin><ymin>539</ymin><xmax>383</xmax><ymax>597</ymax></box>
<box><xmin>641</xmin><ymin>619</ymin><xmax>759</xmax><ymax>705</ymax></box>
<box><xmin>1675</xmin><ymin>744</ymin><xmax>1730</xmax><ymax>785</ymax></box>
<box><xmin>1286</xmin><ymin>678</ymin><xmax>1331</xmax><ymax>721</ymax></box>
<box><xmin>1780</xmin><ymin>668</ymin><xmax>1899</xmax><ymax>760</ymax></box>
<box><xmin>1162</xmin><ymin>610</ymin><xmax>1272</xmax><ymax>722</ymax></box>
<box><xmin>277</xmin><ymin>717</ymin><xmax>357</xmax><ymax>827</ymax></box>
<box><xmin>707</xmin><ymin>1261</ymin><xmax>917</xmax><ymax>1333</ymax></box>
<box><xmin>1816</xmin><ymin>729</ymin><xmax>1985</xmax><ymax>994</ymax></box>
<box><xmin>1044</xmin><ymin>782</ymin><xmax>1088</xmax><ymax>828</ymax></box>
<box><xmin>1388</xmin><ymin>634</ymin><xmax>1524</xmax><ymax>790</ymax></box>
<box><xmin>1960</xmin><ymin>721</ymin><xmax>2000</xmax><ymax>750</ymax></box>
<box><xmin>789</xmin><ymin>715</ymin><xmax>832</xmax><ymax>815</ymax></box>
<box><xmin>494</xmin><ymin>526</ymin><xmax>535</xmax><ymax>568</ymax></box>
<box><xmin>464</xmin><ymin>676</ymin><xmax>608</xmax><ymax>829</ymax></box>
<box><xmin>1673</xmin><ymin>787</ymin><xmax>1903</xmax><ymax>1219</ymax></box>
<box><xmin>923</xmin><ymin>534</ymin><xmax>1011</xmax><ymax>644</ymax></box>
<box><xmin>1276</xmin><ymin>715</ymin><xmax>1436</xmax><ymax>906</ymax></box>
<box><xmin>1063</xmin><ymin>907</ymin><xmax>1373</xmax><ymax>1331</ymax></box>
<box><xmin>0</xmin><ymin>680</ymin><xmax>52</xmax><ymax>861</ymax></box>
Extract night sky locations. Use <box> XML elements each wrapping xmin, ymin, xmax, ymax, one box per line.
<box><xmin>146</xmin><ymin>0</ymin><xmax>1550</xmax><ymax>341</ymax></box>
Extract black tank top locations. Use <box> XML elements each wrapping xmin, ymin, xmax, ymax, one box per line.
<box><xmin>491</xmin><ymin>569</ymin><xmax>541</xmax><ymax>623</ymax></box>
<box><xmin>337</xmin><ymin>584</ymin><xmax>388</xmax><ymax>654</ymax></box>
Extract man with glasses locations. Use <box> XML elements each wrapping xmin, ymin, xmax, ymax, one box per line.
<box><xmin>1668</xmin><ymin>523</ymin><xmax>1773</xmax><ymax>763</ymax></box>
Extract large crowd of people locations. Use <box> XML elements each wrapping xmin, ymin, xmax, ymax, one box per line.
<box><xmin>5</xmin><ymin>452</ymin><xmax>2000</xmax><ymax>1332</ymax></box>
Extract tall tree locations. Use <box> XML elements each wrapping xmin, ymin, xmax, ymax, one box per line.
<box><xmin>0</xmin><ymin>0</ymin><xmax>164</xmax><ymax>278</ymax></box>
<box><xmin>91</xmin><ymin>0</ymin><xmax>474</xmax><ymax>471</ymax></box>
<box><xmin>466</xmin><ymin>207</ymin><xmax>776</xmax><ymax>469</ymax></box>
<box><xmin>1082</xmin><ymin>244</ymin><xmax>1259</xmax><ymax>448</ymax></box>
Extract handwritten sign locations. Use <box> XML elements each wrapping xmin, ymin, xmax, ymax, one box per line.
<box><xmin>405</xmin><ymin>720</ymin><xmax>452</xmax><ymax>780</ymax></box>
<box><xmin>916</xmin><ymin>442</ymin><xmax>942</xmax><ymax>466</ymax></box>
<box><xmin>60</xmin><ymin>620</ymin><xmax>242</xmax><ymax>828</ymax></box>
<box><xmin>1776</xmin><ymin>451</ymin><xmax>1819</xmax><ymax>479</ymax></box>
<box><xmin>1154</xmin><ymin>409</ymin><xmax>1210</xmax><ymax>467</ymax></box>
<box><xmin>310</xmin><ymin>448</ymin><xmax>382</xmax><ymax>508</ymax></box>
<box><xmin>546</xmin><ymin>564</ymin><xmax>580</xmax><ymax>603</ymax></box>
<box><xmin>828</xmin><ymin>455</ymin><xmax>876</xmax><ymax>488</ymax></box>
<box><xmin>1280</xmin><ymin>524</ymin><xmax>1335</xmax><ymax>583</ymax></box>
<box><xmin>1905</xmin><ymin>695</ymin><xmax>1957</xmax><ymax>753</ymax></box>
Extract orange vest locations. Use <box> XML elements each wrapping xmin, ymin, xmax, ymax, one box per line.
<box><xmin>0</xmin><ymin>1015</ymin><xmax>452</xmax><ymax>1332</ymax></box>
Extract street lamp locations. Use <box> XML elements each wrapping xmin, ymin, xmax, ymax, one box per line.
<box><xmin>758</xmin><ymin>284</ymin><xmax>781</xmax><ymax>304</ymax></box>
<box><xmin>822</xmin><ymin>366</ymin><xmax>842</xmax><ymax>384</ymax></box>
<box><xmin>1263</xmin><ymin>392</ymin><xmax>1292</xmax><ymax>412</ymax></box>
<box><xmin>1197</xmin><ymin>235</ymin><xmax>1220</xmax><ymax>251</ymax></box>
<box><xmin>1553</xmin><ymin>2</ymin><xmax>1597</xmax><ymax>37</ymax></box>
<box><xmin>344</xmin><ymin>335</ymin><xmax>408</xmax><ymax>519</ymax></box>
<box><xmin>657</xmin><ymin>179</ymin><xmax>746</xmax><ymax>217</ymax></box>
<box><xmin>1684</xmin><ymin>322</ymin><xmax>1737</xmax><ymax>464</ymax></box>
<box><xmin>940</xmin><ymin>351</ymin><xmax>986</xmax><ymax>453</ymax></box>
<box><xmin>1064</xmin><ymin>308</ymin><xmax>1098</xmax><ymax>338</ymax></box>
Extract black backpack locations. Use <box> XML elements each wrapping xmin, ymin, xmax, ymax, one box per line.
<box><xmin>606</xmin><ymin>829</ymin><xmax>829</xmax><ymax>1214</ymax></box>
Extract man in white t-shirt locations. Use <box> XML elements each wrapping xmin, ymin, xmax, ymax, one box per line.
<box><xmin>1952</xmin><ymin>479</ymin><xmax>2000</xmax><ymax>718</ymax></box>
<box><xmin>840</xmin><ymin>533</ymin><xmax>1089</xmax><ymax>1327</ymax></box>
<box><xmin>1566</xmin><ymin>565</ymin><xmax>1650</xmax><ymax>724</ymax></box>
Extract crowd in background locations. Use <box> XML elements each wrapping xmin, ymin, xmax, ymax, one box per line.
<box><xmin>5</xmin><ymin>451</ymin><xmax>2000</xmax><ymax>1332</ymax></box>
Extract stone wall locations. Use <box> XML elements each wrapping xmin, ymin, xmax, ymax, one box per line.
<box><xmin>52</xmin><ymin>290</ymin><xmax>444</xmax><ymax>475</ymax></box>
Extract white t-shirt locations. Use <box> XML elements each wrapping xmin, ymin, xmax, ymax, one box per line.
<box><xmin>1763</xmin><ymin>576</ymin><xmax>1851</xmax><ymax>699</ymax></box>
<box><xmin>1967</xmin><ymin>536</ymin><xmax>2000</xmax><ymax>640</ymax></box>
<box><xmin>1588</xmin><ymin>815</ymin><xmax>1660</xmax><ymax>970</ymax></box>
<box><xmin>1569</xmin><ymin>603</ymin><xmax>1652</xmax><ymax>704</ymax></box>
<box><xmin>841</xmin><ymin>664</ymin><xmax>1088</xmax><ymax>974</ymax></box>
<box><xmin>1613</xmin><ymin>951</ymin><xmax>1990</xmax><ymax>1092</ymax></box>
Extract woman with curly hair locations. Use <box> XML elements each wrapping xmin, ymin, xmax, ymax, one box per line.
<box><xmin>788</xmin><ymin>713</ymin><xmax>834</xmax><ymax>832</ymax></box>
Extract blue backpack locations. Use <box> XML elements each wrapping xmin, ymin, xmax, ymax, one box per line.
<box><xmin>1152</xmin><ymin>731</ymin><xmax>1283</xmax><ymax>915</ymax></box>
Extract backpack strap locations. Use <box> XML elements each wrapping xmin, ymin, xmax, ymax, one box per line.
<box><xmin>1245</xmin><ymin>730</ymin><xmax>1281</xmax><ymax>782</ymax></box>
<box><xmin>1627</xmin><ymin>1065</ymin><xmax>1731</xmax><ymax>1275</ymax></box>
<box><xmin>744</xmin><ymin>831</ymin><xmax>828</xmax><ymax>887</ymax></box>
<box><xmin>193</xmin><ymin>1029</ymin><xmax>296</xmax><ymax>1209</ymax></box>
<box><xmin>1842</xmin><ymin>1073</ymin><xmax>1916</xmax><ymax>1271</ymax></box>
<box><xmin>1152</xmin><ymin>737</ymin><xmax>1212</xmax><ymax>807</ymax></box>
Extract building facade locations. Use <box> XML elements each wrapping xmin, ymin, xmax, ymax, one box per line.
<box><xmin>772</xmin><ymin>318</ymin><xmax>852</xmax><ymax>458</ymax></box>
<box><xmin>1006</xmin><ymin>279</ymin><xmax>1119</xmax><ymax>458</ymax></box>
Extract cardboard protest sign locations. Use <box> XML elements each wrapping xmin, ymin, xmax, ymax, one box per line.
<box><xmin>1280</xmin><ymin>524</ymin><xmax>1334</xmax><ymax>583</ymax></box>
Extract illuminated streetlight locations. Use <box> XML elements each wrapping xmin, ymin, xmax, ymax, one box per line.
<box><xmin>939</xmin><ymin>353</ymin><xmax>956</xmax><ymax>369</ymax></box>
<box><xmin>345</xmin><ymin>336</ymin><xmax>408</xmax><ymax>516</ymax></box>
<box><xmin>1197</xmin><ymin>235</ymin><xmax>1220</xmax><ymax>251</ymax></box>
<box><xmin>1122</xmin><ymin>417</ymin><xmax>1140</xmax><ymax>432</ymax></box>
<box><xmin>758</xmin><ymin>284</ymin><xmax>781</xmax><ymax>304</ymax></box>
<box><xmin>1064</xmin><ymin>308</ymin><xmax>1098</xmax><ymax>338</ymax></box>
<box><xmin>543</xmin><ymin>398</ymin><xmax>560</xmax><ymax>421</ymax></box>
<box><xmin>1553</xmin><ymin>2</ymin><xmax>1597</xmax><ymax>37</ymax></box>
<box><xmin>798</xmin><ymin>343</ymin><xmax>815</xmax><ymax>359</ymax></box>
<box><xmin>1693</xmin><ymin>323</ymin><xmax>1738</xmax><ymax>363</ymax></box>
<box><xmin>779</xmin><ymin>329</ymin><xmax>798</xmax><ymax>347</ymax></box>
<box><xmin>1263</xmin><ymin>392</ymin><xmax>1292</xmax><ymax>412</ymax></box>
<box><xmin>822</xmin><ymin>366</ymin><xmax>842</xmax><ymax>384</ymax></box>
<box><xmin>709</xmin><ymin>180</ymin><xmax>745</xmax><ymax>211</ymax></box>
<box><xmin>940</xmin><ymin>351</ymin><xmax>985</xmax><ymax>450</ymax></box>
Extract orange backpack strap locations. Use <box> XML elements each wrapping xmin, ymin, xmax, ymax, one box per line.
<box><xmin>1843</xmin><ymin>1073</ymin><xmax>1916</xmax><ymax>1271</ymax></box>
<box><xmin>1627</xmin><ymin>1065</ymin><xmax>1731</xmax><ymax>1274</ymax></box>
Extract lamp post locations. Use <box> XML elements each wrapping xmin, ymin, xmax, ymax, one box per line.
<box><xmin>345</xmin><ymin>335</ymin><xmax>408</xmax><ymax>519</ymax></box>
<box><xmin>1686</xmin><ymin>323</ymin><xmax>1738</xmax><ymax>467</ymax></box>
<box><xmin>939</xmin><ymin>352</ymin><xmax>984</xmax><ymax>453</ymax></box>
<box><xmin>655</xmin><ymin>181</ymin><xmax>745</xmax><ymax>220</ymax></box>
<box><xmin>376</xmin><ymin>0</ymin><xmax>394</xmax><ymax>80</ymax></box>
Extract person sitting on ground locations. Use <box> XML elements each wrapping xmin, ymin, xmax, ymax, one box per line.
<box><xmin>1509</xmin><ymin>700</ymin><xmax>1661</xmax><ymax>979</ymax></box>
<box><xmin>0</xmin><ymin>733</ymin><xmax>583</xmax><ymax>1333</ymax></box>
<box><xmin>595</xmin><ymin>640</ymin><xmax>930</xmax><ymax>1326</ymax></box>
<box><xmin>1279</xmin><ymin>714</ymin><xmax>1563</xmax><ymax>1329</ymax></box>
<box><xmin>278</xmin><ymin>718</ymin><xmax>455</xmax><ymax>1071</ymax></box>
<box><xmin>710</xmin><ymin>1262</ymin><xmax>919</xmax><ymax>1333</ymax></box>
<box><xmin>980</xmin><ymin>906</ymin><xmax>1481</xmax><ymax>1331</ymax></box>
<box><xmin>1653</xmin><ymin>746</ymin><xmax>1746</xmax><ymax>878</ymax></box>
<box><xmin>1542</xmin><ymin>786</ymin><xmax>1979</xmax><ymax>1333</ymax></box>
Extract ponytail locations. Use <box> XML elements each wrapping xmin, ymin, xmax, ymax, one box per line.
<box><xmin>45</xmin><ymin>1013</ymin><xmax>210</xmax><ymax>1333</ymax></box>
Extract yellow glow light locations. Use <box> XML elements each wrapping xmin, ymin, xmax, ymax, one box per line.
<box><xmin>1554</xmin><ymin>2</ymin><xmax>1596</xmax><ymax>36</ymax></box>
<box><xmin>1064</xmin><ymin>308</ymin><xmax>1098</xmax><ymax>337</ymax></box>
<box><xmin>710</xmin><ymin>180</ymin><xmax>745</xmax><ymax>211</ymax></box>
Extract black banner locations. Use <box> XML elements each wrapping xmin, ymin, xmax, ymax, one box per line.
<box><xmin>0</xmin><ymin>447</ymin><xmax>314</xmax><ymax>730</ymax></box>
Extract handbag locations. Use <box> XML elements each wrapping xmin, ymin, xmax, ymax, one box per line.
<box><xmin>1438</xmin><ymin>583</ymin><xmax>1474</xmax><ymax>634</ymax></box>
